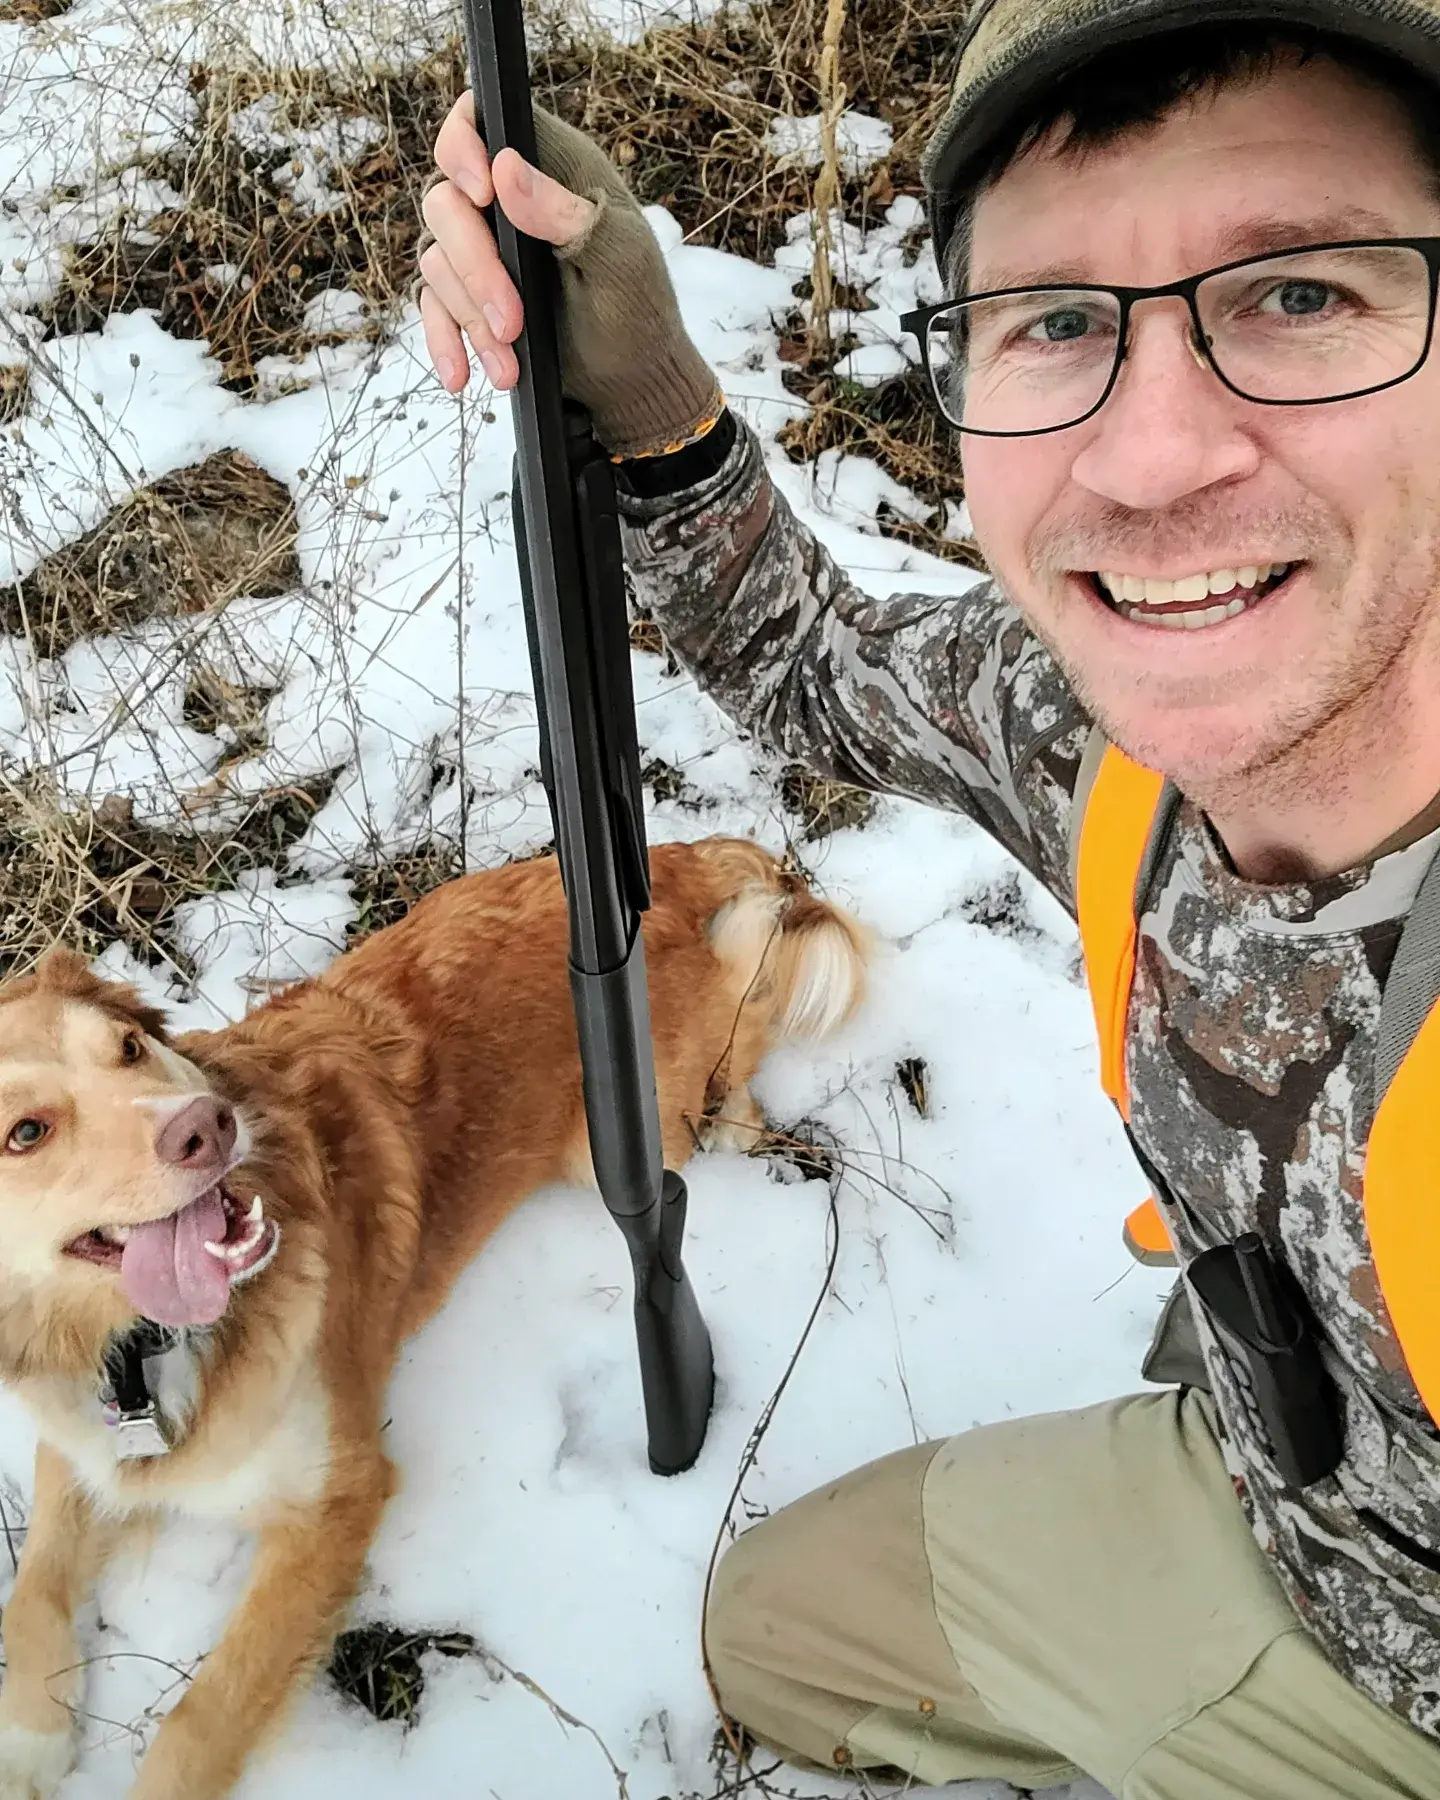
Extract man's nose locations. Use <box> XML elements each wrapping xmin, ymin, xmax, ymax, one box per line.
<box><xmin>154</xmin><ymin>1095</ymin><xmax>237</xmax><ymax>1176</ymax></box>
<box><xmin>1068</xmin><ymin>299</ymin><xmax>1261</xmax><ymax>509</ymax></box>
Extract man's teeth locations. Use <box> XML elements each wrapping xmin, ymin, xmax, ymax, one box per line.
<box><xmin>1097</xmin><ymin>562</ymin><xmax>1291</xmax><ymax>629</ymax></box>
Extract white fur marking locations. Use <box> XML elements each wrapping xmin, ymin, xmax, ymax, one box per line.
<box><xmin>707</xmin><ymin>888</ymin><xmax>784</xmax><ymax>983</ymax></box>
<box><xmin>0</xmin><ymin>1724</ymin><xmax>76</xmax><ymax>1800</ymax></box>
<box><xmin>166</xmin><ymin>1363</ymin><xmax>331</xmax><ymax>1522</ymax></box>
<box><xmin>41</xmin><ymin>1335</ymin><xmax>328</xmax><ymax>1523</ymax></box>
<box><xmin>781</xmin><ymin>923</ymin><xmax>862</xmax><ymax>1040</ymax></box>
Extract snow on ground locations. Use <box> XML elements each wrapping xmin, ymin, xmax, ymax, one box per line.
<box><xmin>0</xmin><ymin>6</ymin><xmax>1173</xmax><ymax>1796</ymax></box>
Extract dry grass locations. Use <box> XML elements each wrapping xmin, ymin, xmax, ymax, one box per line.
<box><xmin>0</xmin><ymin>773</ymin><xmax>333</xmax><ymax>981</ymax></box>
<box><xmin>4</xmin><ymin>450</ymin><xmax>298</xmax><ymax>658</ymax></box>
<box><xmin>779</xmin><ymin>763</ymin><xmax>874</xmax><ymax>840</ymax></box>
<box><xmin>0</xmin><ymin>364</ymin><xmax>30</xmax><ymax>426</ymax></box>
<box><xmin>776</xmin><ymin>361</ymin><xmax>976</xmax><ymax>567</ymax></box>
<box><xmin>894</xmin><ymin>1054</ymin><xmax>929</xmax><ymax>1117</ymax></box>
<box><xmin>347</xmin><ymin>844</ymin><xmax>464</xmax><ymax>943</ymax></box>
<box><xmin>328</xmin><ymin>1624</ymin><xmax>477</xmax><ymax>1728</ymax></box>
<box><xmin>535</xmin><ymin>0</ymin><xmax>960</xmax><ymax>264</ymax></box>
<box><xmin>45</xmin><ymin>51</ymin><xmax>468</xmax><ymax>392</ymax></box>
<box><xmin>3</xmin><ymin>0</ymin><xmax>973</xmax><ymax>984</ymax></box>
<box><xmin>535</xmin><ymin>0</ymin><xmax>976</xmax><ymax>566</ymax></box>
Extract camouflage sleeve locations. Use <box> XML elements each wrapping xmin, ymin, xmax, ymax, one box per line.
<box><xmin>619</xmin><ymin>417</ymin><xmax>1093</xmax><ymax>911</ymax></box>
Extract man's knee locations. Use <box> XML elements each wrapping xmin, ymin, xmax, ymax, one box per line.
<box><xmin>704</xmin><ymin>1508</ymin><xmax>791</xmax><ymax>1715</ymax></box>
<box><xmin>703</xmin><ymin>1442</ymin><xmax>945</xmax><ymax>1744</ymax></box>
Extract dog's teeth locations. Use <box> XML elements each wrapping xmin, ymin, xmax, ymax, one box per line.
<box><xmin>221</xmin><ymin>1221</ymin><xmax>266</xmax><ymax>1261</ymax></box>
<box><xmin>202</xmin><ymin>1240</ymin><xmax>229</xmax><ymax>1261</ymax></box>
<box><xmin>246</xmin><ymin>1195</ymin><xmax>263</xmax><ymax>1224</ymax></box>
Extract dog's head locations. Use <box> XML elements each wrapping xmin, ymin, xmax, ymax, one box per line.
<box><xmin>0</xmin><ymin>948</ymin><xmax>278</xmax><ymax>1332</ymax></box>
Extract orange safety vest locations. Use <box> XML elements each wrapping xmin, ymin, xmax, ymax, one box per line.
<box><xmin>1074</xmin><ymin>741</ymin><xmax>1440</xmax><ymax>1426</ymax></box>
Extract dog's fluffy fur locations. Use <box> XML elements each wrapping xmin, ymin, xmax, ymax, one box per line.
<box><xmin>0</xmin><ymin>839</ymin><xmax>867</xmax><ymax>1800</ymax></box>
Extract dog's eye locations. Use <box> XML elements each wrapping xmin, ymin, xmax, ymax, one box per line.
<box><xmin>120</xmin><ymin>1032</ymin><xmax>145</xmax><ymax>1065</ymax></box>
<box><xmin>6</xmin><ymin>1119</ymin><xmax>49</xmax><ymax>1154</ymax></box>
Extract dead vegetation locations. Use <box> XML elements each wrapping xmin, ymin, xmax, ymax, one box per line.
<box><xmin>33</xmin><ymin>0</ymin><xmax>972</xmax><ymax>532</ymax></box>
<box><xmin>4</xmin><ymin>450</ymin><xmax>298</xmax><ymax>658</ymax></box>
<box><xmin>328</xmin><ymin>1623</ymin><xmax>477</xmax><ymax>1727</ymax></box>
<box><xmin>779</xmin><ymin>763</ymin><xmax>875</xmax><ymax>839</ymax></box>
<box><xmin>0</xmin><ymin>364</ymin><xmax>30</xmax><ymax>426</ymax></box>
<box><xmin>537</xmin><ymin>0</ymin><xmax>976</xmax><ymax>566</ymax></box>
<box><xmin>45</xmin><ymin>51</ymin><xmax>468</xmax><ymax>392</ymax></box>
<box><xmin>0</xmin><ymin>774</ymin><xmax>332</xmax><ymax>981</ymax></box>
<box><xmin>347</xmin><ymin>844</ymin><xmax>464</xmax><ymax>943</ymax></box>
<box><xmin>776</xmin><ymin>361</ymin><xmax>976</xmax><ymax>567</ymax></box>
<box><xmin>958</xmin><ymin>868</ymin><xmax>1045</xmax><ymax>945</ymax></box>
<box><xmin>3</xmin><ymin>0</ymin><xmax>973</xmax><ymax>980</ymax></box>
<box><xmin>535</xmin><ymin>0</ymin><xmax>959</xmax><ymax>265</ymax></box>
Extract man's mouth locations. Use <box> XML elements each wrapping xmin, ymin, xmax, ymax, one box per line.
<box><xmin>66</xmin><ymin>1183</ymin><xmax>279</xmax><ymax>1326</ymax></box>
<box><xmin>1088</xmin><ymin>560</ymin><xmax>1298</xmax><ymax>629</ymax></box>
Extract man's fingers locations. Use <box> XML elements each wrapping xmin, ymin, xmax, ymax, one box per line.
<box><xmin>419</xmin><ymin>285</ymin><xmax>471</xmax><ymax>393</ymax></box>
<box><xmin>434</xmin><ymin>90</ymin><xmax>493</xmax><ymax>209</ymax></box>
<box><xmin>420</xmin><ymin>181</ymin><xmax>522</xmax><ymax>344</ymax></box>
<box><xmin>492</xmin><ymin>147</ymin><xmax>597</xmax><ymax>248</ymax></box>
<box><xmin>422</xmin><ymin>89</ymin><xmax>596</xmax><ymax>393</ymax></box>
<box><xmin>430</xmin><ymin>92</ymin><xmax>596</xmax><ymax>249</ymax></box>
<box><xmin>418</xmin><ymin>243</ymin><xmax>519</xmax><ymax>391</ymax></box>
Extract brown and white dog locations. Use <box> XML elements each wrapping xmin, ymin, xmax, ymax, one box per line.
<box><xmin>0</xmin><ymin>838</ymin><xmax>867</xmax><ymax>1800</ymax></box>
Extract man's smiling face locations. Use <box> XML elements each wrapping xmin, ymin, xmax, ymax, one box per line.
<box><xmin>960</xmin><ymin>52</ymin><xmax>1440</xmax><ymax>795</ymax></box>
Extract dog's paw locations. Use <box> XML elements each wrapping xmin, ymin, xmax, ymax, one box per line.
<box><xmin>0</xmin><ymin>1724</ymin><xmax>75</xmax><ymax>1799</ymax></box>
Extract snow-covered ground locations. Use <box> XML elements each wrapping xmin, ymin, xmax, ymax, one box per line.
<box><xmin>0</xmin><ymin>3</ymin><xmax>1172</xmax><ymax>1794</ymax></box>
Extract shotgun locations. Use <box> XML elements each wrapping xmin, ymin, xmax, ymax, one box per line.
<box><xmin>459</xmin><ymin>0</ymin><xmax>715</xmax><ymax>1475</ymax></box>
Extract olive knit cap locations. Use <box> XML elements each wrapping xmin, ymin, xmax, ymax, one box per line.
<box><xmin>922</xmin><ymin>0</ymin><xmax>1440</xmax><ymax>269</ymax></box>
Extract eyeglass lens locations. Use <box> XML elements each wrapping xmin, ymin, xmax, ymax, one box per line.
<box><xmin>927</xmin><ymin>244</ymin><xmax>1433</xmax><ymax>433</ymax></box>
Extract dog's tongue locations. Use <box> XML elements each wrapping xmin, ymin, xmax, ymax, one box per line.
<box><xmin>120</xmin><ymin>1190</ymin><xmax>230</xmax><ymax>1326</ymax></box>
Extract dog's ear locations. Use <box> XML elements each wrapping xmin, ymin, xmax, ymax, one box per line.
<box><xmin>34</xmin><ymin>943</ymin><xmax>94</xmax><ymax>989</ymax></box>
<box><xmin>31</xmin><ymin>944</ymin><xmax>173</xmax><ymax>1044</ymax></box>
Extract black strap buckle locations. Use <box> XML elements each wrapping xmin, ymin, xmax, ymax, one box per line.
<box><xmin>100</xmin><ymin>1323</ymin><xmax>174</xmax><ymax>1461</ymax></box>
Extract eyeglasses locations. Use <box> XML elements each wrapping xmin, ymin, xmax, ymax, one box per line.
<box><xmin>899</xmin><ymin>238</ymin><xmax>1440</xmax><ymax>438</ymax></box>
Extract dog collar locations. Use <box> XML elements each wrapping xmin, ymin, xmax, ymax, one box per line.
<box><xmin>100</xmin><ymin>1320</ymin><xmax>175</xmax><ymax>1460</ymax></box>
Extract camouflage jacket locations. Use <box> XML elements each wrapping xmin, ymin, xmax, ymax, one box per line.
<box><xmin>619</xmin><ymin>418</ymin><xmax>1440</xmax><ymax>1740</ymax></box>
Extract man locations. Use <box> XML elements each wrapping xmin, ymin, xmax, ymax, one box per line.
<box><xmin>416</xmin><ymin>4</ymin><xmax>1440</xmax><ymax>1794</ymax></box>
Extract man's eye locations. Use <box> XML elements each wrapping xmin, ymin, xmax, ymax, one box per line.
<box><xmin>121</xmin><ymin>1032</ymin><xmax>146</xmax><ymax>1065</ymax></box>
<box><xmin>1034</xmin><ymin>306</ymin><xmax>1093</xmax><ymax>341</ymax></box>
<box><xmin>6</xmin><ymin>1119</ymin><xmax>49</xmax><ymax>1153</ymax></box>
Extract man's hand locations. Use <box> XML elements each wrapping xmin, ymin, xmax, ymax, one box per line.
<box><xmin>418</xmin><ymin>92</ymin><xmax>596</xmax><ymax>394</ymax></box>
<box><xmin>414</xmin><ymin>94</ymin><xmax>723</xmax><ymax>460</ymax></box>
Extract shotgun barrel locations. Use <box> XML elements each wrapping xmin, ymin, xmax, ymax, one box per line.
<box><xmin>458</xmin><ymin>0</ymin><xmax>715</xmax><ymax>1475</ymax></box>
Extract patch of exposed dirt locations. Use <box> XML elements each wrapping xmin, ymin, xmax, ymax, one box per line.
<box><xmin>4</xmin><ymin>450</ymin><xmax>298</xmax><ymax>659</ymax></box>
<box><xmin>328</xmin><ymin>1624</ymin><xmax>477</xmax><ymax>1728</ymax></box>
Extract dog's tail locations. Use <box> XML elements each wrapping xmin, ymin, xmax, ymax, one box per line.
<box><xmin>698</xmin><ymin>839</ymin><xmax>870</xmax><ymax>1043</ymax></box>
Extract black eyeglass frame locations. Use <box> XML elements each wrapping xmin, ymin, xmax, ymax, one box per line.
<box><xmin>898</xmin><ymin>236</ymin><xmax>1440</xmax><ymax>438</ymax></box>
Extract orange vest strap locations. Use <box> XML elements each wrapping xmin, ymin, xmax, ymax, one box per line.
<box><xmin>1075</xmin><ymin>741</ymin><xmax>1440</xmax><ymax>1426</ymax></box>
<box><xmin>1123</xmin><ymin>1196</ymin><xmax>1176</xmax><ymax>1265</ymax></box>
<box><xmin>1363</xmin><ymin>1005</ymin><xmax>1440</xmax><ymax>1423</ymax></box>
<box><xmin>1074</xmin><ymin>745</ymin><xmax>1168</xmax><ymax>1116</ymax></box>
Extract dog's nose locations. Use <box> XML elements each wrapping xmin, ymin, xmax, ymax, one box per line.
<box><xmin>154</xmin><ymin>1096</ymin><xmax>237</xmax><ymax>1176</ymax></box>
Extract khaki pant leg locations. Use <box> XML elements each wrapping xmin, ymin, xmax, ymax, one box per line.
<box><xmin>705</xmin><ymin>1439</ymin><xmax>1083</xmax><ymax>1787</ymax></box>
<box><xmin>707</xmin><ymin>1388</ymin><xmax>1324</xmax><ymax>1791</ymax></box>
<box><xmin>1126</xmin><ymin>1631</ymin><xmax>1440</xmax><ymax>1800</ymax></box>
<box><xmin>922</xmin><ymin>1387</ymin><xmax>1302</xmax><ymax>1788</ymax></box>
